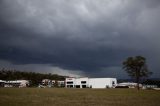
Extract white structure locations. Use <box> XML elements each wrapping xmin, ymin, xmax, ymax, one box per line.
<box><xmin>41</xmin><ymin>79</ymin><xmax>55</xmax><ymax>87</ymax></box>
<box><xmin>0</xmin><ymin>80</ymin><xmax>6</xmax><ymax>82</ymax></box>
<box><xmin>18</xmin><ymin>80</ymin><xmax>30</xmax><ymax>87</ymax></box>
<box><xmin>89</xmin><ymin>78</ymin><xmax>117</xmax><ymax>88</ymax></box>
<box><xmin>117</xmin><ymin>82</ymin><xmax>142</xmax><ymax>88</ymax></box>
<box><xmin>4</xmin><ymin>80</ymin><xmax>29</xmax><ymax>88</ymax></box>
<box><xmin>57</xmin><ymin>81</ymin><xmax>65</xmax><ymax>87</ymax></box>
<box><xmin>0</xmin><ymin>80</ymin><xmax>6</xmax><ymax>87</ymax></box>
<box><xmin>142</xmin><ymin>85</ymin><xmax>158</xmax><ymax>89</ymax></box>
<box><xmin>65</xmin><ymin>77</ymin><xmax>117</xmax><ymax>88</ymax></box>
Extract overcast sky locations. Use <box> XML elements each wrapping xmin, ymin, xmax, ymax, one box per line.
<box><xmin>0</xmin><ymin>0</ymin><xmax>160</xmax><ymax>78</ymax></box>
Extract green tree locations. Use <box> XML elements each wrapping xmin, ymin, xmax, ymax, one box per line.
<box><xmin>122</xmin><ymin>56</ymin><xmax>152</xmax><ymax>90</ymax></box>
<box><xmin>0</xmin><ymin>68</ymin><xmax>66</xmax><ymax>87</ymax></box>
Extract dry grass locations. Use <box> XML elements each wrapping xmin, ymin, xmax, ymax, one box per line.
<box><xmin>0</xmin><ymin>88</ymin><xmax>160</xmax><ymax>106</ymax></box>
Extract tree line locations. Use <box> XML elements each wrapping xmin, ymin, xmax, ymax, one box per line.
<box><xmin>0</xmin><ymin>56</ymin><xmax>157</xmax><ymax>89</ymax></box>
<box><xmin>0</xmin><ymin>68</ymin><xmax>66</xmax><ymax>86</ymax></box>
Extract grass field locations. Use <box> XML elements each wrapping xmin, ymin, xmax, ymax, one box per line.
<box><xmin>0</xmin><ymin>88</ymin><xmax>160</xmax><ymax>106</ymax></box>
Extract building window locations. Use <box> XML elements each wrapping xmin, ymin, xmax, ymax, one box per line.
<box><xmin>81</xmin><ymin>81</ymin><xmax>86</xmax><ymax>84</ymax></box>
<box><xmin>112</xmin><ymin>81</ymin><xmax>115</xmax><ymax>85</ymax></box>
<box><xmin>76</xmin><ymin>85</ymin><xmax>80</xmax><ymax>88</ymax></box>
<box><xmin>82</xmin><ymin>85</ymin><xmax>86</xmax><ymax>88</ymax></box>
<box><xmin>67</xmin><ymin>85</ymin><xmax>73</xmax><ymax>88</ymax></box>
<box><xmin>67</xmin><ymin>81</ymin><xmax>73</xmax><ymax>84</ymax></box>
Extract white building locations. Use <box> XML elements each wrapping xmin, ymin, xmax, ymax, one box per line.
<box><xmin>41</xmin><ymin>79</ymin><xmax>55</xmax><ymax>87</ymax></box>
<box><xmin>4</xmin><ymin>80</ymin><xmax>29</xmax><ymax>88</ymax></box>
<box><xmin>142</xmin><ymin>85</ymin><xmax>158</xmax><ymax>89</ymax></box>
<box><xmin>0</xmin><ymin>80</ymin><xmax>6</xmax><ymax>87</ymax></box>
<box><xmin>65</xmin><ymin>77</ymin><xmax>117</xmax><ymax>88</ymax></box>
<box><xmin>89</xmin><ymin>78</ymin><xmax>117</xmax><ymax>88</ymax></box>
<box><xmin>117</xmin><ymin>82</ymin><xmax>142</xmax><ymax>88</ymax></box>
<box><xmin>57</xmin><ymin>81</ymin><xmax>65</xmax><ymax>87</ymax></box>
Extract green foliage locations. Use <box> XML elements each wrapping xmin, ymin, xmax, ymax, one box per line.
<box><xmin>123</xmin><ymin>56</ymin><xmax>152</xmax><ymax>78</ymax></box>
<box><xmin>0</xmin><ymin>68</ymin><xmax>66</xmax><ymax>86</ymax></box>
<box><xmin>122</xmin><ymin>56</ymin><xmax>152</xmax><ymax>89</ymax></box>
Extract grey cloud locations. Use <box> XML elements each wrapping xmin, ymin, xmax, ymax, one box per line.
<box><xmin>0</xmin><ymin>0</ymin><xmax>160</xmax><ymax>78</ymax></box>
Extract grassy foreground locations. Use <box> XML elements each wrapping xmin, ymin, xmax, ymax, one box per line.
<box><xmin>0</xmin><ymin>88</ymin><xmax>160</xmax><ymax>106</ymax></box>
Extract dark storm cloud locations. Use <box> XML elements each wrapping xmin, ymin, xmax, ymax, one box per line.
<box><xmin>0</xmin><ymin>0</ymin><xmax>160</xmax><ymax>78</ymax></box>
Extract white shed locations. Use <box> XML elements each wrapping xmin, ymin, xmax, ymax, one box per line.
<box><xmin>0</xmin><ymin>80</ymin><xmax>6</xmax><ymax>87</ymax></box>
<box><xmin>4</xmin><ymin>80</ymin><xmax>29</xmax><ymax>87</ymax></box>
<box><xmin>89</xmin><ymin>78</ymin><xmax>117</xmax><ymax>88</ymax></box>
<box><xmin>65</xmin><ymin>77</ymin><xmax>117</xmax><ymax>88</ymax></box>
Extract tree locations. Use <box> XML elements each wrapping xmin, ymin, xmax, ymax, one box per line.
<box><xmin>122</xmin><ymin>56</ymin><xmax>152</xmax><ymax>90</ymax></box>
<box><xmin>0</xmin><ymin>68</ymin><xmax>66</xmax><ymax>87</ymax></box>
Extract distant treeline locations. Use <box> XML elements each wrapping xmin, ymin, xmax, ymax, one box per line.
<box><xmin>0</xmin><ymin>68</ymin><xmax>67</xmax><ymax>86</ymax></box>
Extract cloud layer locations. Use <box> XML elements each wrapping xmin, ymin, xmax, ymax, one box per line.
<box><xmin>0</xmin><ymin>0</ymin><xmax>160</xmax><ymax>78</ymax></box>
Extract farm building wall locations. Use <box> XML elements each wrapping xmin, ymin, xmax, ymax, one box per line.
<box><xmin>65</xmin><ymin>77</ymin><xmax>117</xmax><ymax>88</ymax></box>
<box><xmin>89</xmin><ymin>78</ymin><xmax>117</xmax><ymax>88</ymax></box>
